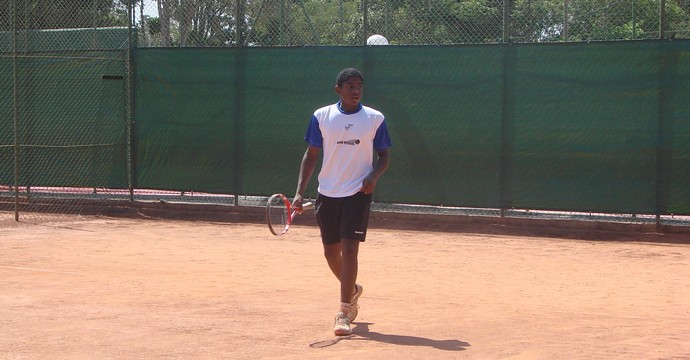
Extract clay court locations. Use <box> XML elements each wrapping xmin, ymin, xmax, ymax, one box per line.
<box><xmin>1</xmin><ymin>208</ymin><xmax>689</xmax><ymax>359</ymax></box>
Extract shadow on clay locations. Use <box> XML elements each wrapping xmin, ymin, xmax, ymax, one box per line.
<box><xmin>309</xmin><ymin>322</ymin><xmax>470</xmax><ymax>351</ymax></box>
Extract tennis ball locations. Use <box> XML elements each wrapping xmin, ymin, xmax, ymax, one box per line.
<box><xmin>366</xmin><ymin>34</ymin><xmax>389</xmax><ymax>46</ymax></box>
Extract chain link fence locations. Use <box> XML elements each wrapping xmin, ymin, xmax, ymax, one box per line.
<box><xmin>134</xmin><ymin>0</ymin><xmax>690</xmax><ymax>47</ymax></box>
<box><xmin>1</xmin><ymin>0</ymin><xmax>132</xmax><ymax>223</ymax></box>
<box><xmin>2</xmin><ymin>0</ymin><xmax>690</xmax><ymax>223</ymax></box>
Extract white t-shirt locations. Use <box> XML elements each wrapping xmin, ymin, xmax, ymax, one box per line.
<box><xmin>304</xmin><ymin>102</ymin><xmax>392</xmax><ymax>198</ymax></box>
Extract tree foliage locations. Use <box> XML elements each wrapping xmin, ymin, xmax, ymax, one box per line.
<box><xmin>2</xmin><ymin>0</ymin><xmax>689</xmax><ymax>45</ymax></box>
<box><xmin>0</xmin><ymin>0</ymin><xmax>129</xmax><ymax>31</ymax></box>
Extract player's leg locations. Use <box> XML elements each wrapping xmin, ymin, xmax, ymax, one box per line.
<box><xmin>323</xmin><ymin>242</ymin><xmax>342</xmax><ymax>280</ymax></box>
<box><xmin>316</xmin><ymin>194</ymin><xmax>343</xmax><ymax>280</ymax></box>
<box><xmin>317</xmin><ymin>193</ymin><xmax>370</xmax><ymax>335</ymax></box>
<box><xmin>323</xmin><ymin>241</ymin><xmax>357</xmax><ymax>336</ymax></box>
<box><xmin>339</xmin><ymin>238</ymin><xmax>359</xmax><ymax>304</ymax></box>
<box><xmin>323</xmin><ymin>241</ymin><xmax>362</xmax><ymax>309</ymax></box>
<box><xmin>337</xmin><ymin>192</ymin><xmax>371</xmax><ymax>323</ymax></box>
<box><xmin>316</xmin><ymin>195</ymin><xmax>353</xmax><ymax>335</ymax></box>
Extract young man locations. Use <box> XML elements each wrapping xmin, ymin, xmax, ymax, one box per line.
<box><xmin>293</xmin><ymin>68</ymin><xmax>392</xmax><ymax>336</ymax></box>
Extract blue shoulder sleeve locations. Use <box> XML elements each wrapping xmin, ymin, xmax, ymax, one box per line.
<box><xmin>304</xmin><ymin>115</ymin><xmax>323</xmax><ymax>147</ymax></box>
<box><xmin>373</xmin><ymin>120</ymin><xmax>392</xmax><ymax>151</ymax></box>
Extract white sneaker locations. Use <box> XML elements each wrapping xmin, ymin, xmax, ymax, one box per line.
<box><xmin>348</xmin><ymin>283</ymin><xmax>363</xmax><ymax>322</ymax></box>
<box><xmin>333</xmin><ymin>312</ymin><xmax>352</xmax><ymax>336</ymax></box>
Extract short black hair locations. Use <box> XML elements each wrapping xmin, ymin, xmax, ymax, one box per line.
<box><xmin>336</xmin><ymin>68</ymin><xmax>364</xmax><ymax>87</ymax></box>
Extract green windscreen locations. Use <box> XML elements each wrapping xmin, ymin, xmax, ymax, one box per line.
<box><xmin>11</xmin><ymin>52</ymin><xmax>128</xmax><ymax>188</ymax></box>
<box><xmin>510</xmin><ymin>42</ymin><xmax>658</xmax><ymax>213</ymax></box>
<box><xmin>134</xmin><ymin>41</ymin><xmax>690</xmax><ymax>215</ymax></box>
<box><xmin>1</xmin><ymin>28</ymin><xmax>129</xmax><ymax>189</ymax></box>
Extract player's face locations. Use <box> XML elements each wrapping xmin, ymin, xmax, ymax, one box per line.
<box><xmin>336</xmin><ymin>77</ymin><xmax>363</xmax><ymax>112</ymax></box>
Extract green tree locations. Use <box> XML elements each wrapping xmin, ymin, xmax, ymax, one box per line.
<box><xmin>148</xmin><ymin>0</ymin><xmax>244</xmax><ymax>47</ymax></box>
<box><xmin>243</xmin><ymin>0</ymin><xmax>326</xmax><ymax>46</ymax></box>
<box><xmin>364</xmin><ymin>0</ymin><xmax>503</xmax><ymax>45</ymax></box>
<box><xmin>178</xmin><ymin>0</ymin><xmax>235</xmax><ymax>46</ymax></box>
<box><xmin>510</xmin><ymin>0</ymin><xmax>690</xmax><ymax>42</ymax></box>
<box><xmin>511</xmin><ymin>0</ymin><xmax>562</xmax><ymax>42</ymax></box>
<box><xmin>0</xmin><ymin>0</ymin><xmax>128</xmax><ymax>30</ymax></box>
<box><xmin>14</xmin><ymin>0</ymin><xmax>680</xmax><ymax>46</ymax></box>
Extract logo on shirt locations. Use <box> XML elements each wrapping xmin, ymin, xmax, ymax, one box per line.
<box><xmin>345</xmin><ymin>124</ymin><xmax>354</xmax><ymax>130</ymax></box>
<box><xmin>337</xmin><ymin>139</ymin><xmax>361</xmax><ymax>146</ymax></box>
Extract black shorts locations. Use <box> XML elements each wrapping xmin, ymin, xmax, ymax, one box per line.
<box><xmin>315</xmin><ymin>192</ymin><xmax>372</xmax><ymax>245</ymax></box>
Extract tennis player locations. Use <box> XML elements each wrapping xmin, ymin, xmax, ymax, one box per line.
<box><xmin>293</xmin><ymin>68</ymin><xmax>392</xmax><ymax>336</ymax></box>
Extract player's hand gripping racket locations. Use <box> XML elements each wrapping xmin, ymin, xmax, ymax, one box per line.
<box><xmin>266</xmin><ymin>193</ymin><xmax>313</xmax><ymax>236</ymax></box>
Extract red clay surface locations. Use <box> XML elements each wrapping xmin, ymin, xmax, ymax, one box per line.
<box><xmin>1</xmin><ymin>209</ymin><xmax>689</xmax><ymax>359</ymax></box>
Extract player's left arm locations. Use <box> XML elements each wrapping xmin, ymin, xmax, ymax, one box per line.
<box><xmin>361</xmin><ymin>148</ymin><xmax>390</xmax><ymax>194</ymax></box>
<box><xmin>362</xmin><ymin>118</ymin><xmax>392</xmax><ymax>194</ymax></box>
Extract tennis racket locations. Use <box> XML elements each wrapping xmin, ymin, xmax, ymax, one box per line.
<box><xmin>266</xmin><ymin>193</ymin><xmax>314</xmax><ymax>236</ymax></box>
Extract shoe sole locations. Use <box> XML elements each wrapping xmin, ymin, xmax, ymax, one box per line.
<box><xmin>334</xmin><ymin>328</ymin><xmax>352</xmax><ymax>336</ymax></box>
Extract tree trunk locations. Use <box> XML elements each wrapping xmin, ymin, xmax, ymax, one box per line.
<box><xmin>140</xmin><ymin>0</ymin><xmax>150</xmax><ymax>46</ymax></box>
<box><xmin>158</xmin><ymin>0</ymin><xmax>173</xmax><ymax>46</ymax></box>
<box><xmin>179</xmin><ymin>0</ymin><xmax>192</xmax><ymax>47</ymax></box>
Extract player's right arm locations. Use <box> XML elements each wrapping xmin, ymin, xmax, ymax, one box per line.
<box><xmin>294</xmin><ymin>145</ymin><xmax>319</xmax><ymax>211</ymax></box>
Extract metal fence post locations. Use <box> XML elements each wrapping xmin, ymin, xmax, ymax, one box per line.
<box><xmin>503</xmin><ymin>0</ymin><xmax>511</xmax><ymax>43</ymax></box>
<box><xmin>563</xmin><ymin>0</ymin><xmax>569</xmax><ymax>41</ymax></box>
<box><xmin>128</xmin><ymin>0</ymin><xmax>135</xmax><ymax>202</ymax></box>
<box><xmin>660</xmin><ymin>0</ymin><xmax>666</xmax><ymax>39</ymax></box>
<box><xmin>656</xmin><ymin>42</ymin><xmax>679</xmax><ymax>231</ymax></box>
<box><xmin>632</xmin><ymin>0</ymin><xmax>636</xmax><ymax>39</ymax></box>
<box><xmin>362</xmin><ymin>0</ymin><xmax>368</xmax><ymax>45</ymax></box>
<box><xmin>500</xmin><ymin>44</ymin><xmax>517</xmax><ymax>219</ymax></box>
<box><xmin>12</xmin><ymin>0</ymin><xmax>19</xmax><ymax>221</ymax></box>
<box><xmin>237</xmin><ymin>0</ymin><xmax>245</xmax><ymax>47</ymax></box>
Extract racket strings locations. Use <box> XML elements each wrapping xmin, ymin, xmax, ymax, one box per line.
<box><xmin>267</xmin><ymin>196</ymin><xmax>290</xmax><ymax>234</ymax></box>
<box><xmin>271</xmin><ymin>205</ymin><xmax>288</xmax><ymax>227</ymax></box>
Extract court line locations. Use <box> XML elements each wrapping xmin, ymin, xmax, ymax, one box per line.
<box><xmin>0</xmin><ymin>265</ymin><xmax>83</xmax><ymax>275</ymax></box>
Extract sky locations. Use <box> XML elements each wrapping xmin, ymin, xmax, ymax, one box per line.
<box><xmin>144</xmin><ymin>0</ymin><xmax>159</xmax><ymax>17</ymax></box>
<box><xmin>134</xmin><ymin>0</ymin><xmax>159</xmax><ymax>21</ymax></box>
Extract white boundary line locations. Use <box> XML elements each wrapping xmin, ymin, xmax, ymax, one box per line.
<box><xmin>0</xmin><ymin>265</ymin><xmax>83</xmax><ymax>275</ymax></box>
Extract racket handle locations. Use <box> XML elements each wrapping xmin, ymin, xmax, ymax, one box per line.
<box><xmin>301</xmin><ymin>201</ymin><xmax>314</xmax><ymax>211</ymax></box>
